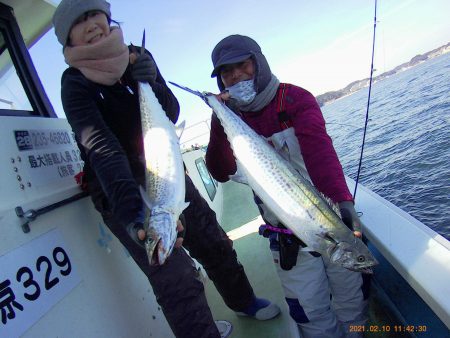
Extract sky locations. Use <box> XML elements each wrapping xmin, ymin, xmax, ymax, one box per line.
<box><xmin>30</xmin><ymin>0</ymin><xmax>450</xmax><ymax>146</ymax></box>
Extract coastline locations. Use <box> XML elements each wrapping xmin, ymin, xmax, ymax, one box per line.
<box><xmin>316</xmin><ymin>42</ymin><xmax>450</xmax><ymax>107</ymax></box>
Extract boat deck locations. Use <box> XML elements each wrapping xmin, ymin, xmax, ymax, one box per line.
<box><xmin>204</xmin><ymin>181</ymin><xmax>294</xmax><ymax>337</ymax></box>
<box><xmin>204</xmin><ymin>181</ymin><xmax>411</xmax><ymax>338</ymax></box>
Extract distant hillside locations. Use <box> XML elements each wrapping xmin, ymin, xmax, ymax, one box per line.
<box><xmin>316</xmin><ymin>42</ymin><xmax>450</xmax><ymax>106</ymax></box>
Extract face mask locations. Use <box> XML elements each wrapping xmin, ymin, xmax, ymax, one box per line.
<box><xmin>225</xmin><ymin>79</ymin><xmax>256</xmax><ymax>106</ymax></box>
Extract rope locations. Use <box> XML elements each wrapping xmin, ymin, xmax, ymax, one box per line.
<box><xmin>354</xmin><ymin>0</ymin><xmax>378</xmax><ymax>199</ymax></box>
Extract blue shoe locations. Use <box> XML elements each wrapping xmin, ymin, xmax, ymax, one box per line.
<box><xmin>235</xmin><ymin>297</ymin><xmax>281</xmax><ymax>320</ymax></box>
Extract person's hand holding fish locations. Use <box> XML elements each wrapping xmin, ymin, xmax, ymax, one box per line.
<box><xmin>129</xmin><ymin>51</ymin><xmax>157</xmax><ymax>84</ymax></box>
<box><xmin>137</xmin><ymin>220</ymin><xmax>185</xmax><ymax>248</ymax></box>
<box><xmin>338</xmin><ymin>201</ymin><xmax>363</xmax><ymax>238</ymax></box>
<box><xmin>216</xmin><ymin>90</ymin><xmax>231</xmax><ymax>102</ymax></box>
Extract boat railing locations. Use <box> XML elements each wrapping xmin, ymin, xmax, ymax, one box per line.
<box><xmin>180</xmin><ymin>118</ymin><xmax>210</xmax><ymax>151</ymax></box>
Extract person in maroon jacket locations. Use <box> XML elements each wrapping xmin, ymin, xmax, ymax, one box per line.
<box><xmin>205</xmin><ymin>34</ymin><xmax>369</xmax><ymax>338</ymax></box>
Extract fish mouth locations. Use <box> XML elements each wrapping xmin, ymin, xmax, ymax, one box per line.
<box><xmin>328</xmin><ymin>240</ymin><xmax>378</xmax><ymax>274</ymax></box>
<box><xmin>349</xmin><ymin>266</ymin><xmax>374</xmax><ymax>274</ymax></box>
<box><xmin>145</xmin><ymin>236</ymin><xmax>160</xmax><ymax>265</ymax></box>
<box><xmin>344</xmin><ymin>260</ymin><xmax>378</xmax><ymax>274</ymax></box>
<box><xmin>360</xmin><ymin>267</ymin><xmax>374</xmax><ymax>274</ymax></box>
<box><xmin>145</xmin><ymin>237</ymin><xmax>174</xmax><ymax>266</ymax></box>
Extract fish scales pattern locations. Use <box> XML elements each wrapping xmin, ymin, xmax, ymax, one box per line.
<box><xmin>205</xmin><ymin>94</ymin><xmax>377</xmax><ymax>272</ymax></box>
<box><xmin>138</xmin><ymin>82</ymin><xmax>187</xmax><ymax>265</ymax></box>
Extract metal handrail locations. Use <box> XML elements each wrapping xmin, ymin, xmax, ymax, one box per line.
<box><xmin>15</xmin><ymin>191</ymin><xmax>89</xmax><ymax>233</ymax></box>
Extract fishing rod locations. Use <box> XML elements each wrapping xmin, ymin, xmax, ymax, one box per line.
<box><xmin>353</xmin><ymin>0</ymin><xmax>378</xmax><ymax>200</ymax></box>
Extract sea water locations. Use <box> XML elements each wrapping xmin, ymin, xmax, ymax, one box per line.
<box><xmin>322</xmin><ymin>52</ymin><xmax>450</xmax><ymax>240</ymax></box>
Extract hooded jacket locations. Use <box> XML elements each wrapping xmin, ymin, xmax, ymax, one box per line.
<box><xmin>211</xmin><ymin>34</ymin><xmax>272</xmax><ymax>94</ymax></box>
<box><xmin>61</xmin><ymin>47</ymin><xmax>179</xmax><ymax>225</ymax></box>
<box><xmin>205</xmin><ymin>83</ymin><xmax>353</xmax><ymax>204</ymax></box>
<box><xmin>206</xmin><ymin>35</ymin><xmax>352</xmax><ymax>204</ymax></box>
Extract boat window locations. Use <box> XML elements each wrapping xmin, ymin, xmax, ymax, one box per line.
<box><xmin>0</xmin><ymin>31</ymin><xmax>33</xmax><ymax>112</ymax></box>
<box><xmin>0</xmin><ymin>4</ymin><xmax>55</xmax><ymax>117</ymax></box>
<box><xmin>195</xmin><ymin>157</ymin><xmax>217</xmax><ymax>201</ymax></box>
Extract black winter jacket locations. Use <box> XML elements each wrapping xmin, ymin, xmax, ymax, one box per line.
<box><xmin>61</xmin><ymin>48</ymin><xmax>179</xmax><ymax>225</ymax></box>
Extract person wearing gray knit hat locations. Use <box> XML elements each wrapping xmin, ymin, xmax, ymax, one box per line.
<box><xmin>206</xmin><ymin>35</ymin><xmax>369</xmax><ymax>338</ymax></box>
<box><xmin>53</xmin><ymin>2</ymin><xmax>278</xmax><ymax>336</ymax></box>
<box><xmin>52</xmin><ymin>0</ymin><xmax>111</xmax><ymax>46</ymax></box>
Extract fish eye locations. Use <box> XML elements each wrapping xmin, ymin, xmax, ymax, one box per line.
<box><xmin>357</xmin><ymin>255</ymin><xmax>365</xmax><ymax>262</ymax></box>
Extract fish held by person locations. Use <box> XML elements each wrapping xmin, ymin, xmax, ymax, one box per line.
<box><xmin>169</xmin><ymin>82</ymin><xmax>378</xmax><ymax>273</ymax></box>
<box><xmin>138</xmin><ymin>81</ymin><xmax>189</xmax><ymax>266</ymax></box>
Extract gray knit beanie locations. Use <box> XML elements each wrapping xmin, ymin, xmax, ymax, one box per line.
<box><xmin>52</xmin><ymin>0</ymin><xmax>111</xmax><ymax>46</ymax></box>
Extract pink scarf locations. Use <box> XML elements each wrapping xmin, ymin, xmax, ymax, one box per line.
<box><xmin>64</xmin><ymin>27</ymin><xmax>129</xmax><ymax>85</ymax></box>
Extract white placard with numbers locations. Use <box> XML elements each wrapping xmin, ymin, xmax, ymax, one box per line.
<box><xmin>0</xmin><ymin>229</ymin><xmax>81</xmax><ymax>338</ymax></box>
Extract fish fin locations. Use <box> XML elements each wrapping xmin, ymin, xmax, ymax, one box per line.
<box><xmin>139</xmin><ymin>185</ymin><xmax>154</xmax><ymax>210</ymax></box>
<box><xmin>141</xmin><ymin>29</ymin><xmax>146</xmax><ymax>56</ymax></box>
<box><xmin>316</xmin><ymin>231</ymin><xmax>338</xmax><ymax>244</ymax></box>
<box><xmin>175</xmin><ymin>120</ymin><xmax>186</xmax><ymax>139</ymax></box>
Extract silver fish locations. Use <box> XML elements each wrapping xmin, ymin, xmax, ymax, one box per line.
<box><xmin>138</xmin><ymin>81</ymin><xmax>189</xmax><ymax>265</ymax></box>
<box><xmin>169</xmin><ymin>82</ymin><xmax>378</xmax><ymax>273</ymax></box>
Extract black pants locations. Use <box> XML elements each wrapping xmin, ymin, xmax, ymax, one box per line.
<box><xmin>105</xmin><ymin>174</ymin><xmax>254</xmax><ymax>338</ymax></box>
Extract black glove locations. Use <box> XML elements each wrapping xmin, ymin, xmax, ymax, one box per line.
<box><xmin>125</xmin><ymin>222</ymin><xmax>146</xmax><ymax>249</ymax></box>
<box><xmin>130</xmin><ymin>53</ymin><xmax>157</xmax><ymax>83</ymax></box>
<box><xmin>338</xmin><ymin>201</ymin><xmax>362</xmax><ymax>234</ymax></box>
